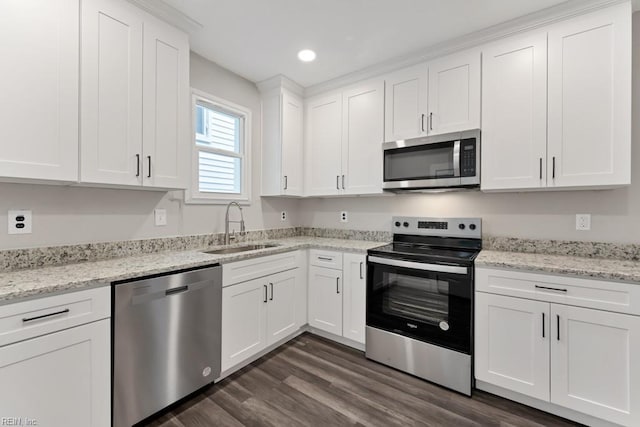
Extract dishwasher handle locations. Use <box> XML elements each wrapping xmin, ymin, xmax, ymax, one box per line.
<box><xmin>165</xmin><ymin>285</ymin><xmax>188</xmax><ymax>296</ymax></box>
<box><xmin>130</xmin><ymin>279</ymin><xmax>213</xmax><ymax>305</ymax></box>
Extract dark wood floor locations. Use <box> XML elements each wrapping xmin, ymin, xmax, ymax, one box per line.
<box><xmin>144</xmin><ymin>333</ymin><xmax>582</xmax><ymax>427</ymax></box>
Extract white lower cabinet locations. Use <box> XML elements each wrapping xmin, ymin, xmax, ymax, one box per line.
<box><xmin>476</xmin><ymin>267</ymin><xmax>640</xmax><ymax>427</ymax></box>
<box><xmin>475</xmin><ymin>292</ymin><xmax>550</xmax><ymax>401</ymax></box>
<box><xmin>221</xmin><ymin>254</ymin><xmax>303</xmax><ymax>372</ymax></box>
<box><xmin>342</xmin><ymin>253</ymin><xmax>367</xmax><ymax>344</ymax></box>
<box><xmin>0</xmin><ymin>319</ymin><xmax>110</xmax><ymax>427</ymax></box>
<box><xmin>308</xmin><ymin>251</ymin><xmax>366</xmax><ymax>345</ymax></box>
<box><xmin>308</xmin><ymin>265</ymin><xmax>343</xmax><ymax>335</ymax></box>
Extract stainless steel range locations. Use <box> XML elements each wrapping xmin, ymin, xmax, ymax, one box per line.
<box><xmin>366</xmin><ymin>216</ymin><xmax>481</xmax><ymax>395</ymax></box>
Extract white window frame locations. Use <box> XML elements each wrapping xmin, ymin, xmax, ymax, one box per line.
<box><xmin>186</xmin><ymin>89</ymin><xmax>252</xmax><ymax>204</ymax></box>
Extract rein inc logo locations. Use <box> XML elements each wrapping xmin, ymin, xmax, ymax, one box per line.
<box><xmin>1</xmin><ymin>418</ymin><xmax>38</xmax><ymax>426</ymax></box>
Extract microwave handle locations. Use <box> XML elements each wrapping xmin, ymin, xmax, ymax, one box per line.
<box><xmin>453</xmin><ymin>140</ymin><xmax>461</xmax><ymax>178</ymax></box>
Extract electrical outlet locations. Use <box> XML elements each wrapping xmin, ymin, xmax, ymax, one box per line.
<box><xmin>281</xmin><ymin>211</ymin><xmax>287</xmax><ymax>221</ymax></box>
<box><xmin>8</xmin><ymin>210</ymin><xmax>32</xmax><ymax>234</ymax></box>
<box><xmin>154</xmin><ymin>209</ymin><xmax>167</xmax><ymax>226</ymax></box>
<box><xmin>576</xmin><ymin>214</ymin><xmax>591</xmax><ymax>231</ymax></box>
<box><xmin>340</xmin><ymin>211</ymin><xmax>348</xmax><ymax>223</ymax></box>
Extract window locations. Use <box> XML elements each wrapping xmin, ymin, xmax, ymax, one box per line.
<box><xmin>188</xmin><ymin>90</ymin><xmax>251</xmax><ymax>203</ymax></box>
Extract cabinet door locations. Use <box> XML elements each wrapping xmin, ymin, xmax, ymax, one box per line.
<box><xmin>266</xmin><ymin>269</ymin><xmax>298</xmax><ymax>346</ymax></box>
<box><xmin>342</xmin><ymin>253</ymin><xmax>366</xmax><ymax>344</ymax></box>
<box><xmin>282</xmin><ymin>90</ymin><xmax>304</xmax><ymax>196</ymax></box>
<box><xmin>383</xmin><ymin>64</ymin><xmax>428</xmax><ymax>142</ymax></box>
<box><xmin>142</xmin><ymin>15</ymin><xmax>190</xmax><ymax>189</ymax></box>
<box><xmin>0</xmin><ymin>320</ymin><xmax>110</xmax><ymax>427</ymax></box>
<box><xmin>221</xmin><ymin>278</ymin><xmax>268</xmax><ymax>372</ymax></box>
<box><xmin>308</xmin><ymin>266</ymin><xmax>343</xmax><ymax>336</ymax></box>
<box><xmin>305</xmin><ymin>93</ymin><xmax>343</xmax><ymax>196</ymax></box>
<box><xmin>427</xmin><ymin>49</ymin><xmax>480</xmax><ymax>135</ymax></box>
<box><xmin>0</xmin><ymin>0</ymin><xmax>79</xmax><ymax>182</ymax></box>
<box><xmin>342</xmin><ymin>81</ymin><xmax>384</xmax><ymax>195</ymax></box>
<box><xmin>551</xmin><ymin>304</ymin><xmax>640</xmax><ymax>426</ymax></box>
<box><xmin>80</xmin><ymin>0</ymin><xmax>143</xmax><ymax>186</ymax></box>
<box><xmin>481</xmin><ymin>31</ymin><xmax>548</xmax><ymax>191</ymax></box>
<box><xmin>548</xmin><ymin>3</ymin><xmax>631</xmax><ymax>188</ymax></box>
<box><xmin>475</xmin><ymin>292</ymin><xmax>550</xmax><ymax>401</ymax></box>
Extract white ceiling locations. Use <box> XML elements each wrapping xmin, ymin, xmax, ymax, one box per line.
<box><xmin>161</xmin><ymin>0</ymin><xmax>571</xmax><ymax>87</ymax></box>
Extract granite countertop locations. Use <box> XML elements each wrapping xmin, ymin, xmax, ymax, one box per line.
<box><xmin>0</xmin><ymin>237</ymin><xmax>387</xmax><ymax>305</ymax></box>
<box><xmin>476</xmin><ymin>250</ymin><xmax>640</xmax><ymax>284</ymax></box>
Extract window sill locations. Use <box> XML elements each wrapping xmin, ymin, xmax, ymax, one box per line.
<box><xmin>184</xmin><ymin>196</ymin><xmax>251</xmax><ymax>206</ymax></box>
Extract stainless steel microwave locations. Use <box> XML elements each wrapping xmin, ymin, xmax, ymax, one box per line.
<box><xmin>382</xmin><ymin>129</ymin><xmax>480</xmax><ymax>191</ymax></box>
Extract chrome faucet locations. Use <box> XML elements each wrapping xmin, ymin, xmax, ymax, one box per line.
<box><xmin>224</xmin><ymin>201</ymin><xmax>246</xmax><ymax>245</ymax></box>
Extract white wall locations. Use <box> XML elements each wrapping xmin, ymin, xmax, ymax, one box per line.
<box><xmin>298</xmin><ymin>13</ymin><xmax>640</xmax><ymax>245</ymax></box>
<box><xmin>0</xmin><ymin>53</ymin><xmax>300</xmax><ymax>250</ymax></box>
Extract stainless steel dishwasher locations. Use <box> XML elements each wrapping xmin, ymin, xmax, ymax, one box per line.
<box><xmin>112</xmin><ymin>264</ymin><xmax>222</xmax><ymax>427</ymax></box>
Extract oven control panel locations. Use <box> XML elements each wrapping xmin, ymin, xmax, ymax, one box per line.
<box><xmin>392</xmin><ymin>217</ymin><xmax>481</xmax><ymax>238</ymax></box>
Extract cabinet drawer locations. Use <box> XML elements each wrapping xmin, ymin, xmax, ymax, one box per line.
<box><xmin>0</xmin><ymin>287</ymin><xmax>111</xmax><ymax>347</ymax></box>
<box><xmin>309</xmin><ymin>250</ymin><xmax>343</xmax><ymax>269</ymax></box>
<box><xmin>223</xmin><ymin>250</ymin><xmax>300</xmax><ymax>287</ymax></box>
<box><xmin>476</xmin><ymin>267</ymin><xmax>640</xmax><ymax>316</ymax></box>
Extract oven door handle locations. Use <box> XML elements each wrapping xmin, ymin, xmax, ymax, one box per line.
<box><xmin>368</xmin><ymin>256</ymin><xmax>468</xmax><ymax>275</ymax></box>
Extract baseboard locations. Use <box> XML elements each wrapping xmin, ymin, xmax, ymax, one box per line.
<box><xmin>216</xmin><ymin>328</ymin><xmax>306</xmax><ymax>381</ymax></box>
<box><xmin>305</xmin><ymin>326</ymin><xmax>365</xmax><ymax>351</ymax></box>
<box><xmin>475</xmin><ymin>380</ymin><xmax>622</xmax><ymax>427</ymax></box>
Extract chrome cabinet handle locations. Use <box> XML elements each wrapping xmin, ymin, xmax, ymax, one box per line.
<box><xmin>341</xmin><ymin>175</ymin><xmax>345</xmax><ymax>190</ymax></box>
<box><xmin>556</xmin><ymin>314</ymin><xmax>560</xmax><ymax>341</ymax></box>
<box><xmin>147</xmin><ymin>156</ymin><xmax>152</xmax><ymax>178</ymax></box>
<box><xmin>429</xmin><ymin>112</ymin><xmax>433</xmax><ymax>131</ymax></box>
<box><xmin>336</xmin><ymin>175</ymin><xmax>340</xmax><ymax>190</ymax></box>
<box><xmin>539</xmin><ymin>158</ymin><xmax>542</xmax><ymax>180</ymax></box>
<box><xmin>284</xmin><ymin>175</ymin><xmax>288</xmax><ymax>190</ymax></box>
<box><xmin>136</xmin><ymin>154</ymin><xmax>141</xmax><ymax>177</ymax></box>
<box><xmin>552</xmin><ymin>156</ymin><xmax>556</xmax><ymax>179</ymax></box>
<box><xmin>359</xmin><ymin>262</ymin><xmax>364</xmax><ymax>280</ymax></box>
<box><xmin>318</xmin><ymin>256</ymin><xmax>333</xmax><ymax>261</ymax></box>
<box><xmin>263</xmin><ymin>285</ymin><xmax>268</xmax><ymax>303</ymax></box>
<box><xmin>421</xmin><ymin>114</ymin><xmax>425</xmax><ymax>132</ymax></box>
<box><xmin>535</xmin><ymin>285</ymin><xmax>567</xmax><ymax>293</ymax></box>
<box><xmin>542</xmin><ymin>312</ymin><xmax>545</xmax><ymax>338</ymax></box>
<box><xmin>336</xmin><ymin>277</ymin><xmax>340</xmax><ymax>294</ymax></box>
<box><xmin>269</xmin><ymin>283</ymin><xmax>274</xmax><ymax>301</ymax></box>
<box><xmin>23</xmin><ymin>308</ymin><xmax>70</xmax><ymax>323</ymax></box>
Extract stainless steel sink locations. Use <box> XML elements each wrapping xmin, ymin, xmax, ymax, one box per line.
<box><xmin>202</xmin><ymin>243</ymin><xmax>279</xmax><ymax>255</ymax></box>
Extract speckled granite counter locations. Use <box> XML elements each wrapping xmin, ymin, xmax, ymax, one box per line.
<box><xmin>0</xmin><ymin>237</ymin><xmax>387</xmax><ymax>305</ymax></box>
<box><xmin>476</xmin><ymin>250</ymin><xmax>640</xmax><ymax>284</ymax></box>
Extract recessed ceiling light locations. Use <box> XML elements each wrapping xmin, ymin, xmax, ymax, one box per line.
<box><xmin>297</xmin><ymin>49</ymin><xmax>316</xmax><ymax>62</ymax></box>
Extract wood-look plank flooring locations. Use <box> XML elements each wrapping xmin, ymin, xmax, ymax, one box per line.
<box><xmin>143</xmin><ymin>333</ymin><xmax>582</xmax><ymax>427</ymax></box>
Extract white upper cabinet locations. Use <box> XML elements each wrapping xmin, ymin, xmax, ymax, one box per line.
<box><xmin>383</xmin><ymin>50</ymin><xmax>480</xmax><ymax>143</ymax></box>
<box><xmin>547</xmin><ymin>3</ymin><xmax>631</xmax><ymax>188</ymax></box>
<box><xmin>305</xmin><ymin>80</ymin><xmax>384</xmax><ymax>196</ymax></box>
<box><xmin>384</xmin><ymin>64</ymin><xmax>428</xmax><ymax>142</ymax></box>
<box><xmin>80</xmin><ymin>0</ymin><xmax>144</xmax><ymax>186</ymax></box>
<box><xmin>281</xmin><ymin>91</ymin><xmax>304</xmax><ymax>195</ymax></box>
<box><xmin>0</xmin><ymin>0</ymin><xmax>79</xmax><ymax>182</ymax></box>
<box><xmin>427</xmin><ymin>48</ymin><xmax>481</xmax><ymax>135</ymax></box>
<box><xmin>482</xmin><ymin>3</ymin><xmax>631</xmax><ymax>192</ymax></box>
<box><xmin>81</xmin><ymin>0</ymin><xmax>189</xmax><ymax>189</ymax></box>
<box><xmin>342</xmin><ymin>81</ymin><xmax>384</xmax><ymax>195</ymax></box>
<box><xmin>142</xmin><ymin>16</ymin><xmax>190</xmax><ymax>189</ymax></box>
<box><xmin>305</xmin><ymin>93</ymin><xmax>343</xmax><ymax>196</ymax></box>
<box><xmin>481</xmin><ymin>32</ymin><xmax>548</xmax><ymax>191</ymax></box>
<box><xmin>261</xmin><ymin>85</ymin><xmax>304</xmax><ymax>196</ymax></box>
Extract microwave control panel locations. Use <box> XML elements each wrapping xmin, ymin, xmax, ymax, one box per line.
<box><xmin>460</xmin><ymin>139</ymin><xmax>476</xmax><ymax>177</ymax></box>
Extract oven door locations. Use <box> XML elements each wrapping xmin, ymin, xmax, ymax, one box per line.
<box><xmin>366</xmin><ymin>255</ymin><xmax>472</xmax><ymax>354</ymax></box>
